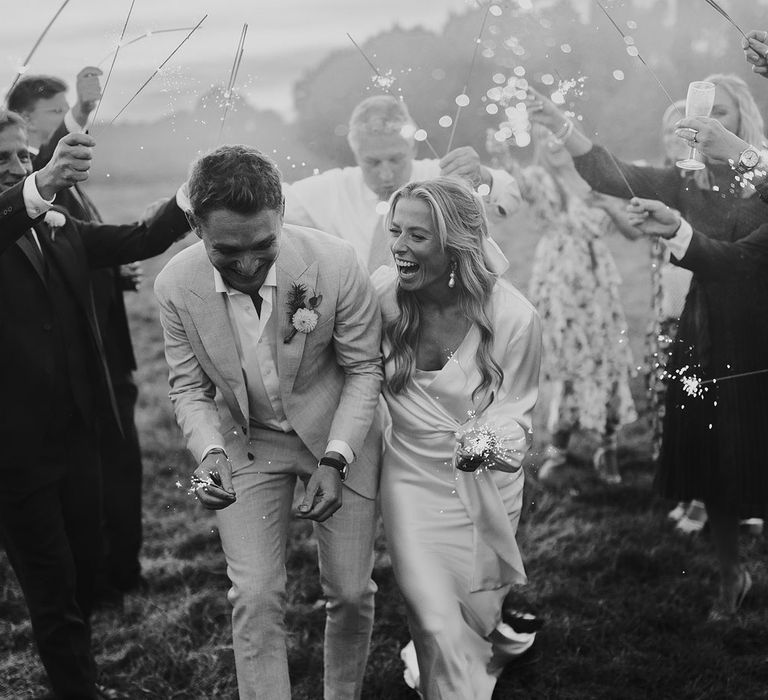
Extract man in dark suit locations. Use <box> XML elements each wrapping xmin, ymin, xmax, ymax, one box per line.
<box><xmin>0</xmin><ymin>110</ymin><xmax>189</xmax><ymax>699</ymax></box>
<box><xmin>8</xmin><ymin>68</ymin><xmax>146</xmax><ymax>596</ymax></box>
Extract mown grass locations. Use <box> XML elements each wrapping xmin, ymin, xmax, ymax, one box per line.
<box><xmin>1</xmin><ymin>181</ymin><xmax>766</xmax><ymax>700</ymax></box>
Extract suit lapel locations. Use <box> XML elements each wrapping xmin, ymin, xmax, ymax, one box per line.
<box><xmin>36</xmin><ymin>222</ymin><xmax>93</xmax><ymax>314</ymax></box>
<box><xmin>16</xmin><ymin>231</ymin><xmax>47</xmax><ymax>284</ymax></box>
<box><xmin>275</xmin><ymin>233</ymin><xmax>317</xmax><ymax>399</ymax></box>
<box><xmin>182</xmin><ymin>253</ymin><xmax>249</xmax><ymax>425</ymax></box>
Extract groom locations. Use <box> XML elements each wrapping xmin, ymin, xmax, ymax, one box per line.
<box><xmin>154</xmin><ymin>145</ymin><xmax>383</xmax><ymax>699</ymax></box>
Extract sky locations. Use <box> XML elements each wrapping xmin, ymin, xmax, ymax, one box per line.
<box><xmin>3</xmin><ymin>0</ymin><xmax>473</xmax><ymax>122</ymax></box>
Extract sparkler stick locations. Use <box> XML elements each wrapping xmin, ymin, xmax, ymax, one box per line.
<box><xmin>702</xmin><ymin>368</ymin><xmax>768</xmax><ymax>386</ymax></box>
<box><xmin>6</xmin><ymin>0</ymin><xmax>71</xmax><ymax>98</ymax></box>
<box><xmin>593</xmin><ymin>0</ymin><xmax>682</xmax><ymax>119</ymax></box>
<box><xmin>97</xmin><ymin>27</ymin><xmax>198</xmax><ymax>67</ymax></box>
<box><xmin>90</xmin><ymin>0</ymin><xmax>137</xmax><ymax>132</ymax></box>
<box><xmin>107</xmin><ymin>15</ymin><xmax>208</xmax><ymax>127</ymax></box>
<box><xmin>445</xmin><ymin>1</ymin><xmax>492</xmax><ymax>155</ymax></box>
<box><xmin>702</xmin><ymin>0</ymin><xmax>748</xmax><ymax>41</ymax></box>
<box><xmin>346</xmin><ymin>32</ymin><xmax>440</xmax><ymax>159</ymax></box>
<box><xmin>218</xmin><ymin>23</ymin><xmax>248</xmax><ymax>143</ymax></box>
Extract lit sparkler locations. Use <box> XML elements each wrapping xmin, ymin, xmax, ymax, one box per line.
<box><xmin>218</xmin><ymin>23</ymin><xmax>249</xmax><ymax>143</ymax></box>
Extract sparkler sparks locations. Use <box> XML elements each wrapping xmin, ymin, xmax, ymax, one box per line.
<box><xmin>107</xmin><ymin>15</ymin><xmax>208</xmax><ymax>127</ymax></box>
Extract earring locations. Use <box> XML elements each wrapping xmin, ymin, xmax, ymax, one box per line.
<box><xmin>448</xmin><ymin>262</ymin><xmax>456</xmax><ymax>289</ymax></box>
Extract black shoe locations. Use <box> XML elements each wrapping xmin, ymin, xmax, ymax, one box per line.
<box><xmin>501</xmin><ymin>608</ymin><xmax>544</xmax><ymax>634</ymax></box>
<box><xmin>114</xmin><ymin>574</ymin><xmax>149</xmax><ymax>595</ymax></box>
<box><xmin>92</xmin><ymin>585</ymin><xmax>125</xmax><ymax>613</ymax></box>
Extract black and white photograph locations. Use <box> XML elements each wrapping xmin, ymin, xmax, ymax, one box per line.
<box><xmin>1</xmin><ymin>1</ymin><xmax>768</xmax><ymax>698</ymax></box>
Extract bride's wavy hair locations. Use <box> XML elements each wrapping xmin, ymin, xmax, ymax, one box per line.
<box><xmin>383</xmin><ymin>177</ymin><xmax>504</xmax><ymax>400</ymax></box>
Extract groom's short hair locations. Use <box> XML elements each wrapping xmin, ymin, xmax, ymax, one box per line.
<box><xmin>188</xmin><ymin>145</ymin><xmax>283</xmax><ymax>220</ymax></box>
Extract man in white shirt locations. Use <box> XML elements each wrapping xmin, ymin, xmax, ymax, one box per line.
<box><xmin>283</xmin><ymin>94</ymin><xmax>521</xmax><ymax>271</ymax></box>
<box><xmin>154</xmin><ymin>145</ymin><xmax>383</xmax><ymax>700</ymax></box>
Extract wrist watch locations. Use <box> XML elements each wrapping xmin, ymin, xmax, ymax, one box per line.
<box><xmin>318</xmin><ymin>455</ymin><xmax>348</xmax><ymax>481</ymax></box>
<box><xmin>735</xmin><ymin>145</ymin><xmax>760</xmax><ymax>174</ymax></box>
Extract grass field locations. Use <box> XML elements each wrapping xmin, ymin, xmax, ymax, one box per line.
<box><xmin>1</xmin><ymin>180</ymin><xmax>767</xmax><ymax>700</ymax></box>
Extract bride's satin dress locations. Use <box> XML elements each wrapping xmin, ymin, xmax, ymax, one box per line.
<box><xmin>378</xmin><ymin>277</ymin><xmax>542</xmax><ymax>700</ymax></box>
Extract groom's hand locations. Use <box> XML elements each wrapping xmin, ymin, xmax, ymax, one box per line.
<box><xmin>193</xmin><ymin>449</ymin><xmax>236</xmax><ymax>509</ymax></box>
<box><xmin>297</xmin><ymin>465</ymin><xmax>342</xmax><ymax>522</ymax></box>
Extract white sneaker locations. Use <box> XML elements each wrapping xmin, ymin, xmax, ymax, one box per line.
<box><xmin>740</xmin><ymin>518</ymin><xmax>764</xmax><ymax>536</ymax></box>
<box><xmin>675</xmin><ymin>500</ymin><xmax>707</xmax><ymax>534</ymax></box>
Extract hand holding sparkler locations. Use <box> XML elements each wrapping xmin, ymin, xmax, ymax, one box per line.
<box><xmin>439</xmin><ymin>147</ymin><xmax>490</xmax><ymax>189</ymax></box>
<box><xmin>35</xmin><ymin>132</ymin><xmax>94</xmax><ymax>200</ymax></box>
<box><xmin>743</xmin><ymin>30</ymin><xmax>768</xmax><ymax>76</ymax></box>
<box><xmin>674</xmin><ymin>116</ymin><xmax>752</xmax><ymax>166</ymax></box>
<box><xmin>72</xmin><ymin>66</ymin><xmax>103</xmax><ymax>128</ymax></box>
<box><xmin>524</xmin><ymin>87</ymin><xmax>592</xmax><ymax>157</ymax></box>
<box><xmin>191</xmin><ymin>449</ymin><xmax>236</xmax><ymax>509</ymax></box>
<box><xmin>625</xmin><ymin>197</ymin><xmax>681</xmax><ymax>240</ymax></box>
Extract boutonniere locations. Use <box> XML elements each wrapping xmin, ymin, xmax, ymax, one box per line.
<box><xmin>284</xmin><ymin>282</ymin><xmax>322</xmax><ymax>344</ymax></box>
<box><xmin>44</xmin><ymin>210</ymin><xmax>66</xmax><ymax>241</ymax></box>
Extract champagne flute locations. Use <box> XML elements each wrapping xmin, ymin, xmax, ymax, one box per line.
<box><xmin>676</xmin><ymin>81</ymin><xmax>715</xmax><ymax>171</ymax></box>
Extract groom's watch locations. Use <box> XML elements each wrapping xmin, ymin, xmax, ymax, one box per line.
<box><xmin>735</xmin><ymin>145</ymin><xmax>760</xmax><ymax>174</ymax></box>
<box><xmin>318</xmin><ymin>455</ymin><xmax>348</xmax><ymax>482</ymax></box>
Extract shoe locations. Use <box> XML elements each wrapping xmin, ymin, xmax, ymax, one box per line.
<box><xmin>537</xmin><ymin>444</ymin><xmax>566</xmax><ymax>482</ymax></box>
<box><xmin>740</xmin><ymin>518</ymin><xmax>764</xmax><ymax>536</ymax></box>
<box><xmin>501</xmin><ymin>608</ymin><xmax>544</xmax><ymax>634</ymax></box>
<box><xmin>708</xmin><ymin>568</ymin><xmax>752</xmax><ymax>622</ymax></box>
<box><xmin>675</xmin><ymin>500</ymin><xmax>707</xmax><ymax>534</ymax></box>
<box><xmin>593</xmin><ymin>446</ymin><xmax>621</xmax><ymax>485</ymax></box>
<box><xmin>668</xmin><ymin>502</ymin><xmax>687</xmax><ymax>522</ymax></box>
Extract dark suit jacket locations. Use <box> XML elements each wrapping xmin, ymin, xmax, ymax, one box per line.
<box><xmin>36</xmin><ymin>121</ymin><xmax>137</xmax><ymax>376</ymax></box>
<box><xmin>0</xmin><ymin>180</ymin><xmax>188</xmax><ymax>453</ymax></box>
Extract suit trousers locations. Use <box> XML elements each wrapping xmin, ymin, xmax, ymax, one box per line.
<box><xmin>0</xmin><ymin>415</ymin><xmax>101</xmax><ymax>700</ymax></box>
<box><xmin>215</xmin><ymin>430</ymin><xmax>377</xmax><ymax>700</ymax></box>
<box><xmin>99</xmin><ymin>374</ymin><xmax>143</xmax><ymax>590</ymax></box>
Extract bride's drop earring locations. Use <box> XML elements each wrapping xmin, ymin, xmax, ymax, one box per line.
<box><xmin>448</xmin><ymin>262</ymin><xmax>456</xmax><ymax>288</ymax></box>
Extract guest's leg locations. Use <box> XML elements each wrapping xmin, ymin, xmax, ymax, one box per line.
<box><xmin>101</xmin><ymin>375</ymin><xmax>143</xmax><ymax>591</ymax></box>
<box><xmin>708</xmin><ymin>504</ymin><xmax>744</xmax><ymax>611</ymax></box>
<box><xmin>0</xmin><ymin>435</ymin><xmax>99</xmax><ymax>699</ymax></box>
<box><xmin>315</xmin><ymin>486</ymin><xmax>377</xmax><ymax>700</ymax></box>
<box><xmin>215</xmin><ymin>468</ymin><xmax>296</xmax><ymax>700</ymax></box>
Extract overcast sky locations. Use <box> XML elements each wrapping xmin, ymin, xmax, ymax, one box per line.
<box><xmin>3</xmin><ymin>0</ymin><xmax>473</xmax><ymax>122</ymax></box>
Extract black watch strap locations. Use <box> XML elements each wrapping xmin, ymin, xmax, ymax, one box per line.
<box><xmin>318</xmin><ymin>455</ymin><xmax>347</xmax><ymax>480</ymax></box>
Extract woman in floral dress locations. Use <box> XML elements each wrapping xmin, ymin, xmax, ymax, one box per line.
<box><xmin>518</xmin><ymin>125</ymin><xmax>638</xmax><ymax>484</ymax></box>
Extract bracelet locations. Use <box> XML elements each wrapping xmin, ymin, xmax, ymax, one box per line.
<box><xmin>551</xmin><ymin>120</ymin><xmax>574</xmax><ymax>145</ymax></box>
<box><xmin>318</xmin><ymin>455</ymin><xmax>348</xmax><ymax>481</ymax></box>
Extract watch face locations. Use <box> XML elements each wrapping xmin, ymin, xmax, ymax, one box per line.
<box><xmin>742</xmin><ymin>148</ymin><xmax>760</xmax><ymax>168</ymax></box>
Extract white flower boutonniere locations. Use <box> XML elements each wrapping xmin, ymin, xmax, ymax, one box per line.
<box><xmin>284</xmin><ymin>282</ymin><xmax>322</xmax><ymax>343</ymax></box>
<box><xmin>44</xmin><ymin>210</ymin><xmax>66</xmax><ymax>241</ymax></box>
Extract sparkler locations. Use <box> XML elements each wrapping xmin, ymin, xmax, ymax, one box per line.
<box><xmin>218</xmin><ymin>23</ymin><xmax>249</xmax><ymax>143</ymax></box>
<box><xmin>90</xmin><ymin>0</ymin><xmax>137</xmax><ymax>132</ymax></box>
<box><xmin>6</xmin><ymin>0</ymin><xmax>71</xmax><ymax>98</ymax></box>
<box><xmin>107</xmin><ymin>15</ymin><xmax>208</xmax><ymax>127</ymax></box>
<box><xmin>702</xmin><ymin>0</ymin><xmax>748</xmax><ymax>41</ymax></box>
<box><xmin>593</xmin><ymin>0</ymin><xmax>682</xmax><ymax>119</ymax></box>
<box><xmin>97</xmin><ymin>27</ymin><xmax>198</xmax><ymax>67</ymax></box>
<box><xmin>346</xmin><ymin>32</ymin><xmax>440</xmax><ymax>159</ymax></box>
<box><xmin>445</xmin><ymin>1</ymin><xmax>493</xmax><ymax>155</ymax></box>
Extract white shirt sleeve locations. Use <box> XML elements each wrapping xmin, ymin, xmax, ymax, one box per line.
<box><xmin>325</xmin><ymin>439</ymin><xmax>355</xmax><ymax>464</ymax></box>
<box><xmin>64</xmin><ymin>108</ymin><xmax>87</xmax><ymax>134</ymax></box>
<box><xmin>663</xmin><ymin>218</ymin><xmax>694</xmax><ymax>260</ymax></box>
<box><xmin>485</xmin><ymin>167</ymin><xmax>522</xmax><ymax>216</ymax></box>
<box><xmin>24</xmin><ymin>174</ymin><xmax>55</xmax><ymax>218</ymax></box>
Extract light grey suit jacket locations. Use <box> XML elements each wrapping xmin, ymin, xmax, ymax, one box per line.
<box><xmin>154</xmin><ymin>225</ymin><xmax>383</xmax><ymax>498</ymax></box>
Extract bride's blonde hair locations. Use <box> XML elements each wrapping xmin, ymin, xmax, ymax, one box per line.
<box><xmin>383</xmin><ymin>177</ymin><xmax>504</xmax><ymax>400</ymax></box>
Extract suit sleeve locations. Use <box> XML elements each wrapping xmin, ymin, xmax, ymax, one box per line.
<box><xmin>573</xmin><ymin>144</ymin><xmax>682</xmax><ymax>209</ymax></box>
<box><xmin>0</xmin><ymin>181</ymin><xmax>43</xmax><ymax>254</ymax></box>
<box><xmin>326</xmin><ymin>244</ymin><xmax>384</xmax><ymax>460</ymax></box>
<box><xmin>155</xmin><ymin>272</ymin><xmax>226</xmax><ymax>462</ymax></box>
<box><xmin>482</xmin><ymin>305</ymin><xmax>542</xmax><ymax>471</ymax></box>
<box><xmin>673</xmin><ymin>224</ymin><xmax>768</xmax><ymax>281</ymax></box>
<box><xmin>77</xmin><ymin>196</ymin><xmax>189</xmax><ymax>268</ymax></box>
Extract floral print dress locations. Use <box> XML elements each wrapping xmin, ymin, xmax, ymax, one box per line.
<box><xmin>520</xmin><ymin>165</ymin><xmax>637</xmax><ymax>437</ymax></box>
